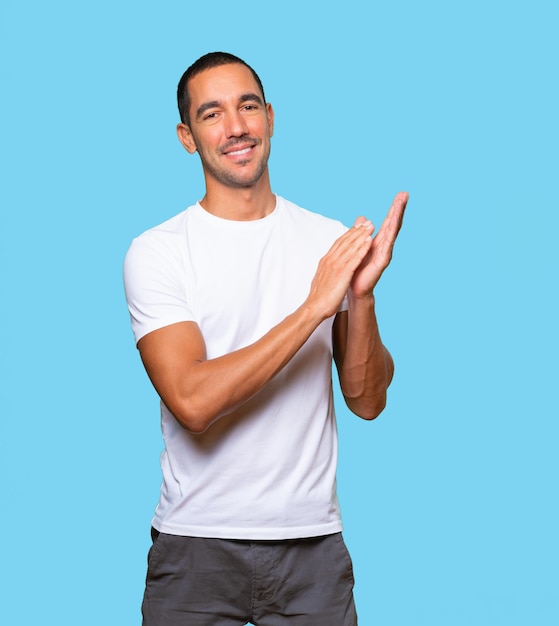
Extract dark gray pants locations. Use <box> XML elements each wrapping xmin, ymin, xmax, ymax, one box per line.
<box><xmin>142</xmin><ymin>529</ymin><xmax>358</xmax><ymax>625</ymax></box>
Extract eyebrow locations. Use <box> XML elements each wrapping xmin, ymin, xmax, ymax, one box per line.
<box><xmin>195</xmin><ymin>92</ymin><xmax>264</xmax><ymax>121</ymax></box>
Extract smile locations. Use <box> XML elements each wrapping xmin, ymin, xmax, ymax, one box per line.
<box><xmin>226</xmin><ymin>147</ymin><xmax>252</xmax><ymax>156</ymax></box>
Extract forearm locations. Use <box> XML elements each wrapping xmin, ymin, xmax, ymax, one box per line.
<box><xmin>334</xmin><ymin>191</ymin><xmax>406</xmax><ymax>418</ymax></box>
<box><xmin>337</xmin><ymin>293</ymin><xmax>394</xmax><ymax>419</ymax></box>
<box><xmin>153</xmin><ymin>303</ymin><xmax>325</xmax><ymax>433</ymax></box>
<box><xmin>140</xmin><ymin>221</ymin><xmax>384</xmax><ymax>433</ymax></box>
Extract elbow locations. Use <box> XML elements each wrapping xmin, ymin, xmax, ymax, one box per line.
<box><xmin>345</xmin><ymin>392</ymin><xmax>387</xmax><ymax>421</ymax></box>
<box><xmin>364</xmin><ymin>395</ymin><xmax>387</xmax><ymax>421</ymax></box>
<box><xmin>179</xmin><ymin>416</ymin><xmax>210</xmax><ymax>435</ymax></box>
<box><xmin>164</xmin><ymin>385</ymin><xmax>240</xmax><ymax>434</ymax></box>
<box><xmin>167</xmin><ymin>399</ymin><xmax>217</xmax><ymax>434</ymax></box>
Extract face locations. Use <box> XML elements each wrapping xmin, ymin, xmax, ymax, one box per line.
<box><xmin>178</xmin><ymin>63</ymin><xmax>274</xmax><ymax>190</ymax></box>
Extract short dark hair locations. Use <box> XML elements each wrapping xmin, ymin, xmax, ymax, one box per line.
<box><xmin>177</xmin><ymin>52</ymin><xmax>267</xmax><ymax>126</ymax></box>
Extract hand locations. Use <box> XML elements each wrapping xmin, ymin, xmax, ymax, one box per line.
<box><xmin>350</xmin><ymin>192</ymin><xmax>408</xmax><ymax>298</ymax></box>
<box><xmin>306</xmin><ymin>219</ymin><xmax>377</xmax><ymax>319</ymax></box>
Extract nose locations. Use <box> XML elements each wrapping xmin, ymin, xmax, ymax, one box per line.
<box><xmin>224</xmin><ymin>109</ymin><xmax>249</xmax><ymax>138</ymax></box>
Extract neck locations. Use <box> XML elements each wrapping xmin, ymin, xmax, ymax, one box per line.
<box><xmin>199</xmin><ymin>172</ymin><xmax>275</xmax><ymax>221</ymax></box>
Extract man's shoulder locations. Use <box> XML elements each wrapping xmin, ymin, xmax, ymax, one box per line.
<box><xmin>126</xmin><ymin>205</ymin><xmax>199</xmax><ymax>254</ymax></box>
<box><xmin>277</xmin><ymin>196</ymin><xmax>348</xmax><ymax>233</ymax></box>
<box><xmin>124</xmin><ymin>206</ymin><xmax>199</xmax><ymax>275</ymax></box>
<box><xmin>135</xmin><ymin>205</ymin><xmax>196</xmax><ymax>240</ymax></box>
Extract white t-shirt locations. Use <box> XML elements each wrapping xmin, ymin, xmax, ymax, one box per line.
<box><xmin>124</xmin><ymin>196</ymin><xmax>348</xmax><ymax>539</ymax></box>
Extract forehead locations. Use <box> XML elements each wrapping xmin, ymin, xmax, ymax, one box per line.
<box><xmin>187</xmin><ymin>63</ymin><xmax>263</xmax><ymax>109</ymax></box>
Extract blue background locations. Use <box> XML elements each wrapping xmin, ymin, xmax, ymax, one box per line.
<box><xmin>1</xmin><ymin>1</ymin><xmax>557</xmax><ymax>624</ymax></box>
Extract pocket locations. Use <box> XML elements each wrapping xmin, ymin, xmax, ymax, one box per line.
<box><xmin>146</xmin><ymin>528</ymin><xmax>167</xmax><ymax>581</ymax></box>
<box><xmin>334</xmin><ymin>533</ymin><xmax>355</xmax><ymax>584</ymax></box>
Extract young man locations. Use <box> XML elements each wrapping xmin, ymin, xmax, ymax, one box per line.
<box><xmin>124</xmin><ymin>51</ymin><xmax>408</xmax><ymax>626</ymax></box>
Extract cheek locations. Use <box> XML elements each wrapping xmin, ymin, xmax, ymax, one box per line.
<box><xmin>194</xmin><ymin>128</ymin><xmax>221</xmax><ymax>153</ymax></box>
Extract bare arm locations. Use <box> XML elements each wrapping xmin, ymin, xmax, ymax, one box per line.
<box><xmin>138</xmin><ymin>222</ymin><xmax>377</xmax><ymax>433</ymax></box>
<box><xmin>333</xmin><ymin>192</ymin><xmax>408</xmax><ymax>420</ymax></box>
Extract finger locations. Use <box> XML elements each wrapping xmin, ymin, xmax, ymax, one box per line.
<box><xmin>389</xmin><ymin>191</ymin><xmax>408</xmax><ymax>227</ymax></box>
<box><xmin>352</xmin><ymin>216</ymin><xmax>373</xmax><ymax>229</ymax></box>
<box><xmin>330</xmin><ymin>233</ymin><xmax>373</xmax><ymax>268</ymax></box>
<box><xmin>321</xmin><ymin>227</ymin><xmax>374</xmax><ymax>277</ymax></box>
<box><xmin>328</xmin><ymin>221</ymin><xmax>373</xmax><ymax>257</ymax></box>
<box><xmin>341</xmin><ymin>226</ymin><xmax>374</xmax><ymax>260</ymax></box>
<box><xmin>385</xmin><ymin>192</ymin><xmax>408</xmax><ymax>224</ymax></box>
<box><xmin>377</xmin><ymin>192</ymin><xmax>408</xmax><ymax>242</ymax></box>
<box><xmin>394</xmin><ymin>191</ymin><xmax>409</xmax><ymax>206</ymax></box>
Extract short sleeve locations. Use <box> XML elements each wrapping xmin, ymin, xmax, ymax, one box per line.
<box><xmin>123</xmin><ymin>233</ymin><xmax>195</xmax><ymax>345</ymax></box>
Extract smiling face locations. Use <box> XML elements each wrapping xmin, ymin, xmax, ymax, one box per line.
<box><xmin>177</xmin><ymin>63</ymin><xmax>274</xmax><ymax>191</ymax></box>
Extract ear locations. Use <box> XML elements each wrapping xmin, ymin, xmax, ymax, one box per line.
<box><xmin>266</xmin><ymin>103</ymin><xmax>274</xmax><ymax>138</ymax></box>
<box><xmin>177</xmin><ymin>123</ymin><xmax>198</xmax><ymax>154</ymax></box>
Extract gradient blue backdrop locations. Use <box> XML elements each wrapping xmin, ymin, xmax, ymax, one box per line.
<box><xmin>1</xmin><ymin>1</ymin><xmax>557</xmax><ymax>624</ymax></box>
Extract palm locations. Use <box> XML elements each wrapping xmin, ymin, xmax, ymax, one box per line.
<box><xmin>350</xmin><ymin>192</ymin><xmax>408</xmax><ymax>297</ymax></box>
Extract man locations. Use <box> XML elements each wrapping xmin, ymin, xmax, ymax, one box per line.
<box><xmin>124</xmin><ymin>51</ymin><xmax>408</xmax><ymax>626</ymax></box>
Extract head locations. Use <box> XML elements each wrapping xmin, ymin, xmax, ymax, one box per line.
<box><xmin>177</xmin><ymin>52</ymin><xmax>267</xmax><ymax>126</ymax></box>
<box><xmin>176</xmin><ymin>52</ymin><xmax>274</xmax><ymax>192</ymax></box>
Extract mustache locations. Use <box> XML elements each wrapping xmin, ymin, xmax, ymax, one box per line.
<box><xmin>219</xmin><ymin>137</ymin><xmax>261</xmax><ymax>154</ymax></box>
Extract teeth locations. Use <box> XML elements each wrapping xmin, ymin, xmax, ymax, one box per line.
<box><xmin>228</xmin><ymin>147</ymin><xmax>251</xmax><ymax>156</ymax></box>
